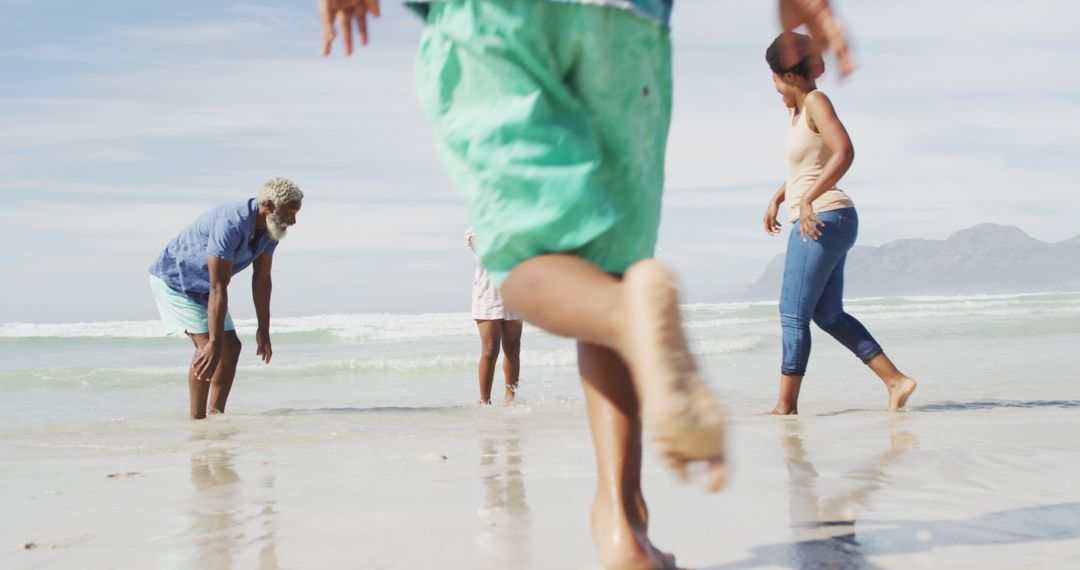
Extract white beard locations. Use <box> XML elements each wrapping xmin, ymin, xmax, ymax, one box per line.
<box><xmin>266</xmin><ymin>213</ymin><xmax>291</xmax><ymax>240</ymax></box>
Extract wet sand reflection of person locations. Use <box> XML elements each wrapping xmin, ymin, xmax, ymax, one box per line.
<box><xmin>476</xmin><ymin>419</ymin><xmax>532</xmax><ymax>568</ymax></box>
<box><xmin>781</xmin><ymin>419</ymin><xmax>918</xmax><ymax>568</ymax></box>
<box><xmin>186</xmin><ymin>429</ymin><xmax>280</xmax><ymax>569</ymax></box>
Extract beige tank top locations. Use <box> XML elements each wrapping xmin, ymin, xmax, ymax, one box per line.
<box><xmin>785</xmin><ymin>103</ymin><xmax>854</xmax><ymax>222</ymax></box>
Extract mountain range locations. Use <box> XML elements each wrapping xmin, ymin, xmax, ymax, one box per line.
<box><xmin>742</xmin><ymin>223</ymin><xmax>1080</xmax><ymax>300</ymax></box>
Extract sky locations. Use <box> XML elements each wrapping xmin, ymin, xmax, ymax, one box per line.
<box><xmin>3</xmin><ymin>1</ymin><xmax>1078</xmax><ymax>323</ymax></box>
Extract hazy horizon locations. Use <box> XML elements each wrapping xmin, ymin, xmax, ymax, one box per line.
<box><xmin>5</xmin><ymin>1</ymin><xmax>1078</xmax><ymax>323</ymax></box>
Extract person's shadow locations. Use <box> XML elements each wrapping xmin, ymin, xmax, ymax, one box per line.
<box><xmin>476</xmin><ymin>415</ymin><xmax>533</xmax><ymax>569</ymax></box>
<box><xmin>705</xmin><ymin>419</ymin><xmax>1080</xmax><ymax>569</ymax></box>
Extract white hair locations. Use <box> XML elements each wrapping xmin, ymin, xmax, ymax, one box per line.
<box><xmin>258</xmin><ymin>177</ymin><xmax>303</xmax><ymax>206</ymax></box>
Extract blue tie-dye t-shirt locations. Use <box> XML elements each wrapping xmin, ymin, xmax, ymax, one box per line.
<box><xmin>407</xmin><ymin>0</ymin><xmax>673</xmax><ymax>27</ymax></box>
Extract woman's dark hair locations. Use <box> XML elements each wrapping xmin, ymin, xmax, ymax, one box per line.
<box><xmin>766</xmin><ymin>32</ymin><xmax>824</xmax><ymax>80</ymax></box>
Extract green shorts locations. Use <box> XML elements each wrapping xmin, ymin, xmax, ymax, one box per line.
<box><xmin>149</xmin><ymin>275</ymin><xmax>235</xmax><ymax>336</ymax></box>
<box><xmin>415</xmin><ymin>0</ymin><xmax>673</xmax><ymax>286</ymax></box>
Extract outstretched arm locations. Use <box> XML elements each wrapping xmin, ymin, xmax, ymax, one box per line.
<box><xmin>320</xmin><ymin>0</ymin><xmax>381</xmax><ymax>56</ymax></box>
<box><xmin>778</xmin><ymin>0</ymin><xmax>854</xmax><ymax>77</ymax></box>
<box><xmin>252</xmin><ymin>254</ymin><xmax>273</xmax><ymax>364</ymax></box>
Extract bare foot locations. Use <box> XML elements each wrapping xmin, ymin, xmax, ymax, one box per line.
<box><xmin>504</xmin><ymin>382</ymin><xmax>518</xmax><ymax>404</ymax></box>
<box><xmin>592</xmin><ymin>493</ymin><xmax>680</xmax><ymax>570</ymax></box>
<box><xmin>622</xmin><ymin>260</ymin><xmax>727</xmax><ymax>491</ymax></box>
<box><xmin>768</xmin><ymin>406</ymin><xmax>798</xmax><ymax>415</ymax></box>
<box><xmin>888</xmin><ymin>376</ymin><xmax>917</xmax><ymax>411</ymax></box>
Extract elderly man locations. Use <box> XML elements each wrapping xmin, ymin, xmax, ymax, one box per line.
<box><xmin>148</xmin><ymin>177</ymin><xmax>303</xmax><ymax>419</ymax></box>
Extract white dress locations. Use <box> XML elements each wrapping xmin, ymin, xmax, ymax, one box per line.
<box><xmin>466</xmin><ymin>228</ymin><xmax>516</xmax><ymax>320</ymax></box>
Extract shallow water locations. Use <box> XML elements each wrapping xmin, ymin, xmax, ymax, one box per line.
<box><xmin>2</xmin><ymin>292</ymin><xmax>1079</xmax><ymax>568</ymax></box>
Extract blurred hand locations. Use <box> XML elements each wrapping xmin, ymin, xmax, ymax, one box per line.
<box><xmin>320</xmin><ymin>0</ymin><xmax>381</xmax><ymax>56</ymax></box>
<box><xmin>778</xmin><ymin>0</ymin><xmax>854</xmax><ymax>77</ymax></box>
<box><xmin>256</xmin><ymin>329</ymin><xmax>273</xmax><ymax>364</ymax></box>
<box><xmin>798</xmin><ymin>200</ymin><xmax>824</xmax><ymax>241</ymax></box>
<box><xmin>764</xmin><ymin>202</ymin><xmax>783</xmax><ymax>235</ymax></box>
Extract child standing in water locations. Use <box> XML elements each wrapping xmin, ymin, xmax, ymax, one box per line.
<box><xmin>466</xmin><ymin>227</ymin><xmax>523</xmax><ymax>404</ymax></box>
<box><xmin>320</xmin><ymin>1</ymin><xmax>853</xmax><ymax>567</ymax></box>
<box><xmin>762</xmin><ymin>31</ymin><xmax>917</xmax><ymax>415</ymax></box>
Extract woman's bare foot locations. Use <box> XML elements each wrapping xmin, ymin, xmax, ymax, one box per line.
<box><xmin>504</xmin><ymin>381</ymin><xmax>518</xmax><ymax>404</ymax></box>
<box><xmin>592</xmin><ymin>493</ymin><xmax>680</xmax><ymax>570</ymax></box>
<box><xmin>769</xmin><ymin>374</ymin><xmax>802</xmax><ymax>416</ymax></box>
<box><xmin>867</xmin><ymin>354</ymin><xmax>917</xmax><ymax>411</ymax></box>
<box><xmin>622</xmin><ymin>260</ymin><xmax>727</xmax><ymax>491</ymax></box>
<box><xmin>887</xmin><ymin>375</ymin><xmax>917</xmax><ymax>411</ymax></box>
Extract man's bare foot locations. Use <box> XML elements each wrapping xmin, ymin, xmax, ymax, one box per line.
<box><xmin>592</xmin><ymin>493</ymin><xmax>680</xmax><ymax>570</ymax></box>
<box><xmin>504</xmin><ymin>382</ymin><xmax>518</xmax><ymax>404</ymax></box>
<box><xmin>622</xmin><ymin>260</ymin><xmax>727</xmax><ymax>491</ymax></box>
<box><xmin>769</xmin><ymin>406</ymin><xmax>798</xmax><ymax>415</ymax></box>
<box><xmin>887</xmin><ymin>376</ymin><xmax>917</xmax><ymax>411</ymax></box>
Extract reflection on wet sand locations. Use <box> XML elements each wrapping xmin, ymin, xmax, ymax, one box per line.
<box><xmin>781</xmin><ymin>418</ymin><xmax>918</xmax><ymax>569</ymax></box>
<box><xmin>174</xmin><ymin>427</ymin><xmax>280</xmax><ymax>569</ymax></box>
<box><xmin>476</xmin><ymin>416</ymin><xmax>532</xmax><ymax>569</ymax></box>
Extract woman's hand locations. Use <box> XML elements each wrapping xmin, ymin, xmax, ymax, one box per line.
<box><xmin>764</xmin><ymin>202</ymin><xmax>783</xmax><ymax>235</ymax></box>
<box><xmin>798</xmin><ymin>200</ymin><xmax>824</xmax><ymax>241</ymax></box>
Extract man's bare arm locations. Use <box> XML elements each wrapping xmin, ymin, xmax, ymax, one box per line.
<box><xmin>193</xmin><ymin>256</ymin><xmax>233</xmax><ymax>381</ymax></box>
<box><xmin>252</xmin><ymin>254</ymin><xmax>274</xmax><ymax>364</ymax></box>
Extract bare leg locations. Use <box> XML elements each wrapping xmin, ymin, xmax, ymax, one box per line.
<box><xmin>475</xmin><ymin>320</ymin><xmax>503</xmax><ymax>404</ymax></box>
<box><xmin>500</xmin><ymin>320</ymin><xmax>523</xmax><ymax>403</ymax></box>
<box><xmin>208</xmin><ymin>331</ymin><xmax>242</xmax><ymax>415</ymax></box>
<box><xmin>770</xmin><ymin>374</ymin><xmax>804</xmax><ymax>415</ymax></box>
<box><xmin>186</xmin><ymin>333</ymin><xmax>212</xmax><ymax>420</ymax></box>
<box><xmin>501</xmin><ymin>255</ymin><xmax>725</xmax><ymax>489</ymax></box>
<box><xmin>866</xmin><ymin>353</ymin><xmax>917</xmax><ymax>411</ymax></box>
<box><xmin>579</xmin><ymin>342</ymin><xmax>676</xmax><ymax>570</ymax></box>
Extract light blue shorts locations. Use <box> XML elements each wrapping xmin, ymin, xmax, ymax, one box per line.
<box><xmin>149</xmin><ymin>275</ymin><xmax>235</xmax><ymax>336</ymax></box>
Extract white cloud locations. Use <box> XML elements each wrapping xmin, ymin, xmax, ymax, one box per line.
<box><xmin>3</xmin><ymin>0</ymin><xmax>1079</xmax><ymax>322</ymax></box>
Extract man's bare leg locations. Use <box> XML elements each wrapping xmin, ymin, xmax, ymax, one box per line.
<box><xmin>580</xmin><ymin>342</ymin><xmax>676</xmax><ymax>570</ymax></box>
<box><xmin>501</xmin><ymin>319</ymin><xmax>523</xmax><ymax>403</ymax></box>
<box><xmin>186</xmin><ymin>332</ymin><xmax>212</xmax><ymax>420</ymax></box>
<box><xmin>501</xmin><ymin>255</ymin><xmax>725</xmax><ymax>489</ymax></box>
<box><xmin>770</xmin><ymin>374</ymin><xmax>803</xmax><ymax>415</ymax></box>
<box><xmin>866</xmin><ymin>353</ymin><xmax>917</xmax><ymax>411</ymax></box>
<box><xmin>208</xmin><ymin>331</ymin><xmax>242</xmax><ymax>415</ymax></box>
<box><xmin>476</xmin><ymin>320</ymin><xmax>503</xmax><ymax>404</ymax></box>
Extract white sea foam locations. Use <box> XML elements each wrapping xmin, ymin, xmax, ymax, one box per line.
<box><xmin>2</xmin><ymin>292</ymin><xmax>1075</xmax><ymax>339</ymax></box>
<box><xmin>0</xmin><ymin>320</ymin><xmax>167</xmax><ymax>339</ymax></box>
<box><xmin>686</xmin><ymin>317</ymin><xmax>774</xmax><ymax>329</ymax></box>
<box><xmin>0</xmin><ymin>312</ymin><xmax>479</xmax><ymax>340</ymax></box>
<box><xmin>16</xmin><ymin>337</ymin><xmax>767</xmax><ymax>383</ymax></box>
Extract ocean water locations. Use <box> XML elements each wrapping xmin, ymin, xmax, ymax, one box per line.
<box><xmin>2</xmin><ymin>292</ymin><xmax>1079</xmax><ymax>569</ymax></box>
<box><xmin>2</xmin><ymin>291</ymin><xmax>1077</xmax><ymax>429</ymax></box>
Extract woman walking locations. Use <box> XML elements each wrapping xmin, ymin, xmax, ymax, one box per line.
<box><xmin>763</xmin><ymin>32</ymin><xmax>917</xmax><ymax>415</ymax></box>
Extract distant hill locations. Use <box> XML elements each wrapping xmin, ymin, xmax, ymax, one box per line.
<box><xmin>742</xmin><ymin>224</ymin><xmax>1080</xmax><ymax>300</ymax></box>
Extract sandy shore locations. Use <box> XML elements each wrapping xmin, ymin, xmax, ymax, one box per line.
<box><xmin>3</xmin><ymin>400</ymin><xmax>1079</xmax><ymax>569</ymax></box>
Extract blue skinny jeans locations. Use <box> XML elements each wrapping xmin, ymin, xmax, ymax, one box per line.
<box><xmin>780</xmin><ymin>207</ymin><xmax>882</xmax><ymax>375</ymax></box>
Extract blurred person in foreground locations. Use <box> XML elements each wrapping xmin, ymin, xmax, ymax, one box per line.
<box><xmin>319</xmin><ymin>1</ymin><xmax>852</xmax><ymax>567</ymax></box>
